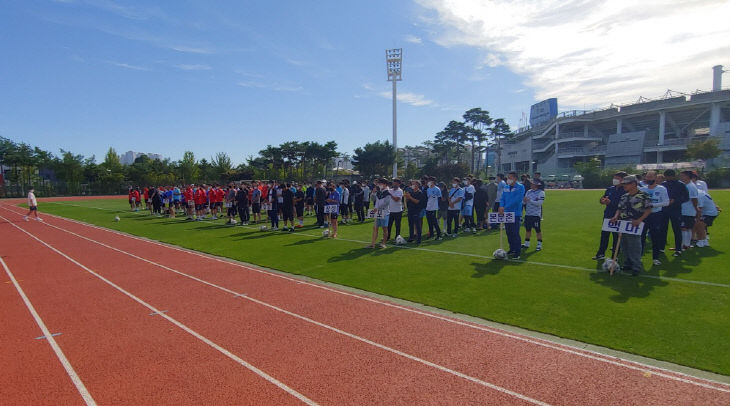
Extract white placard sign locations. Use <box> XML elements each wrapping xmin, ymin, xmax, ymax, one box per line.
<box><xmin>488</xmin><ymin>212</ymin><xmax>515</xmax><ymax>224</ymax></box>
<box><xmin>324</xmin><ymin>204</ymin><xmax>339</xmax><ymax>214</ymax></box>
<box><xmin>601</xmin><ymin>219</ymin><xmax>644</xmax><ymax>235</ymax></box>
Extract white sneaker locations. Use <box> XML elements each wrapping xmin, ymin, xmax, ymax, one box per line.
<box><xmin>24</xmin><ymin>216</ymin><xmax>29</xmax><ymax>221</ymax></box>
<box><xmin>652</xmin><ymin>259</ymin><xmax>662</xmax><ymax>266</ymax></box>
<box><xmin>37</xmin><ymin>218</ymin><xmax>43</xmax><ymax>222</ymax></box>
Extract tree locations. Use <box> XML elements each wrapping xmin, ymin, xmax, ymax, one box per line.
<box><xmin>178</xmin><ymin>151</ymin><xmax>199</xmax><ymax>184</ymax></box>
<box><xmin>491</xmin><ymin>118</ymin><xmax>513</xmax><ymax>172</ymax></box>
<box><xmin>211</xmin><ymin>152</ymin><xmax>234</xmax><ymax>183</ymax></box>
<box><xmin>463</xmin><ymin>108</ymin><xmax>493</xmax><ymax>173</ymax></box>
<box><xmin>352</xmin><ymin>140</ymin><xmax>395</xmax><ymax>178</ymax></box>
<box><xmin>687</xmin><ymin>137</ymin><xmax>722</xmax><ymax>161</ymax></box>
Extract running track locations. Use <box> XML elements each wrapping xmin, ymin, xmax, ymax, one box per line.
<box><xmin>1</xmin><ymin>202</ymin><xmax>728</xmax><ymax>405</ymax></box>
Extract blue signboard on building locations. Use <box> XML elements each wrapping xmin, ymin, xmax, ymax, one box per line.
<box><xmin>529</xmin><ymin>98</ymin><xmax>558</xmax><ymax>128</ymax></box>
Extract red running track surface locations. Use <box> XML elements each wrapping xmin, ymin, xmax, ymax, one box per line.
<box><xmin>0</xmin><ymin>203</ymin><xmax>728</xmax><ymax>405</ymax></box>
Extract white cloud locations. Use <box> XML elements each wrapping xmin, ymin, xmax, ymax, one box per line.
<box><xmin>416</xmin><ymin>0</ymin><xmax>730</xmax><ymax>107</ymax></box>
<box><xmin>175</xmin><ymin>64</ymin><xmax>212</xmax><ymax>71</ymax></box>
<box><xmin>105</xmin><ymin>60</ymin><xmax>150</xmax><ymax>71</ymax></box>
<box><xmin>378</xmin><ymin>90</ymin><xmax>435</xmax><ymax>106</ymax></box>
<box><xmin>404</xmin><ymin>34</ymin><xmax>423</xmax><ymax>44</ymax></box>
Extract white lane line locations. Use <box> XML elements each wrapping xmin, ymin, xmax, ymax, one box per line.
<box><xmin>6</xmin><ymin>204</ymin><xmax>730</xmax><ymax>391</ymax></box>
<box><xmin>40</xmin><ymin>201</ymin><xmax>730</xmax><ymax>289</ymax></box>
<box><xmin>0</xmin><ymin>216</ymin><xmax>318</xmax><ymax>406</ymax></box>
<box><xmin>5</xmin><ymin>213</ymin><xmax>553</xmax><ymax>405</ymax></box>
<box><xmin>1</xmin><ymin>256</ymin><xmax>98</xmax><ymax>406</ymax></box>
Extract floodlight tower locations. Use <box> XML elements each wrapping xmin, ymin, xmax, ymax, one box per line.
<box><xmin>386</xmin><ymin>48</ymin><xmax>402</xmax><ymax>178</ymax></box>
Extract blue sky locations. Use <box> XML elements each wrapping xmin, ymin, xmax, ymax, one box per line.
<box><xmin>1</xmin><ymin>0</ymin><xmax>728</xmax><ymax>164</ymax></box>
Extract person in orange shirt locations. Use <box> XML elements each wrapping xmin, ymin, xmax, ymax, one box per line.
<box><xmin>128</xmin><ymin>188</ymin><xmax>136</xmax><ymax>211</ymax></box>
<box><xmin>195</xmin><ymin>185</ymin><xmax>207</xmax><ymax>220</ymax></box>
<box><xmin>133</xmin><ymin>188</ymin><xmax>141</xmax><ymax>211</ymax></box>
<box><xmin>184</xmin><ymin>185</ymin><xmax>195</xmax><ymax>220</ymax></box>
<box><xmin>216</xmin><ymin>186</ymin><xmax>226</xmax><ymax>219</ymax></box>
<box><xmin>143</xmin><ymin>187</ymin><xmax>150</xmax><ymax>211</ymax></box>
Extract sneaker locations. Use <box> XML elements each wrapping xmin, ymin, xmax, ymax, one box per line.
<box><xmin>592</xmin><ymin>254</ymin><xmax>605</xmax><ymax>260</ymax></box>
<box><xmin>509</xmin><ymin>253</ymin><xmax>521</xmax><ymax>260</ymax></box>
<box><xmin>652</xmin><ymin>259</ymin><xmax>662</xmax><ymax>265</ymax></box>
<box><xmin>289</xmin><ymin>228</ymin><xmax>294</xmax><ymax>233</ymax></box>
<box><xmin>451</xmin><ymin>234</ymin><xmax>457</xmax><ymax>238</ymax></box>
<box><xmin>24</xmin><ymin>216</ymin><xmax>29</xmax><ymax>221</ymax></box>
<box><xmin>37</xmin><ymin>218</ymin><xmax>43</xmax><ymax>222</ymax></box>
<box><xmin>672</xmin><ymin>251</ymin><xmax>682</xmax><ymax>257</ymax></box>
<box><xmin>521</xmin><ymin>244</ymin><xmax>529</xmax><ymax>249</ymax></box>
<box><xmin>435</xmin><ymin>236</ymin><xmax>443</xmax><ymax>241</ymax></box>
<box><xmin>536</xmin><ymin>246</ymin><xmax>542</xmax><ymax>251</ymax></box>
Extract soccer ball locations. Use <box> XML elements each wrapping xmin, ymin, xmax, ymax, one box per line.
<box><xmin>395</xmin><ymin>235</ymin><xmax>406</xmax><ymax>245</ymax></box>
<box><xmin>114</xmin><ymin>215</ymin><xmax>120</xmax><ymax>222</ymax></box>
<box><xmin>259</xmin><ymin>225</ymin><xmax>268</xmax><ymax>231</ymax></box>
<box><xmin>322</xmin><ymin>229</ymin><xmax>330</xmax><ymax>237</ymax></box>
<box><xmin>602</xmin><ymin>259</ymin><xmax>620</xmax><ymax>273</ymax></box>
<box><xmin>493</xmin><ymin>249</ymin><xmax>507</xmax><ymax>260</ymax></box>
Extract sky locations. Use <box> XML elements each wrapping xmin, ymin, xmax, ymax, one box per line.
<box><xmin>1</xmin><ymin>0</ymin><xmax>728</xmax><ymax>165</ymax></box>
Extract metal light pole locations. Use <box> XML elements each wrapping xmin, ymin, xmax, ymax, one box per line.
<box><xmin>386</xmin><ymin>48</ymin><xmax>402</xmax><ymax>178</ymax></box>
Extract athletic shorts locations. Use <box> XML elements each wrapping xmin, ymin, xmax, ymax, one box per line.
<box><xmin>524</xmin><ymin>215</ymin><xmax>541</xmax><ymax>232</ymax></box>
<box><xmin>296</xmin><ymin>205</ymin><xmax>304</xmax><ymax>217</ymax></box>
<box><xmin>282</xmin><ymin>210</ymin><xmax>294</xmax><ymax>222</ymax></box>
<box><xmin>187</xmin><ymin>200</ymin><xmax>195</xmax><ymax>207</ymax></box>
<box><xmin>252</xmin><ymin>203</ymin><xmax>261</xmax><ymax>214</ymax></box>
<box><xmin>306</xmin><ymin>198</ymin><xmax>314</xmax><ymax>205</ymax></box>
<box><xmin>29</xmin><ymin>206</ymin><xmax>37</xmax><ymax>211</ymax></box>
<box><xmin>330</xmin><ymin>213</ymin><xmax>339</xmax><ymax>220</ymax></box>
<box><xmin>680</xmin><ymin>215</ymin><xmax>696</xmax><ymax>229</ymax></box>
<box><xmin>375</xmin><ymin>215</ymin><xmax>389</xmax><ymax>228</ymax></box>
<box><xmin>461</xmin><ymin>205</ymin><xmax>473</xmax><ymax>217</ymax></box>
<box><xmin>701</xmin><ymin>215</ymin><xmax>716</xmax><ymax>227</ymax></box>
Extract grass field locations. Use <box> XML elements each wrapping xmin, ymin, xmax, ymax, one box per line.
<box><xmin>23</xmin><ymin>190</ymin><xmax>730</xmax><ymax>375</ymax></box>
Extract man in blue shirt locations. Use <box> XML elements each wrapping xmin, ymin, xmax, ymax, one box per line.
<box><xmin>592</xmin><ymin>171</ymin><xmax>627</xmax><ymax>260</ymax></box>
<box><xmin>499</xmin><ymin>172</ymin><xmax>525</xmax><ymax>259</ymax></box>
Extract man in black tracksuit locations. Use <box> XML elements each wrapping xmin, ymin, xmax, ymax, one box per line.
<box><xmin>315</xmin><ymin>181</ymin><xmax>327</xmax><ymax>227</ymax></box>
<box><xmin>661</xmin><ymin>169</ymin><xmax>689</xmax><ymax>255</ymax></box>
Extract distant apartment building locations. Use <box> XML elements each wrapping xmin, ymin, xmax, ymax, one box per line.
<box><xmin>120</xmin><ymin>151</ymin><xmax>164</xmax><ymax>165</ymax></box>
<box><xmin>500</xmin><ymin>66</ymin><xmax>730</xmax><ymax>175</ymax></box>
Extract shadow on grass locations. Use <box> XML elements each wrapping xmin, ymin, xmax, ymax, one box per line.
<box><xmin>470</xmin><ymin>258</ymin><xmax>521</xmax><ymax>277</ymax></box>
<box><xmin>589</xmin><ymin>270</ymin><xmax>669</xmax><ymax>303</ymax></box>
<box><xmin>328</xmin><ymin>247</ymin><xmax>374</xmax><ymax>263</ymax></box>
<box><xmin>287</xmin><ymin>237</ymin><xmax>322</xmax><ymax>246</ymax></box>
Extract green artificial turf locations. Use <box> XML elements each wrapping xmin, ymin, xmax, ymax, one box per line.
<box><xmin>19</xmin><ymin>190</ymin><xmax>730</xmax><ymax>375</ymax></box>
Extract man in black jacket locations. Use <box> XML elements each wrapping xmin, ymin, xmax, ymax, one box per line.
<box><xmin>405</xmin><ymin>180</ymin><xmax>426</xmax><ymax>244</ymax></box>
<box><xmin>662</xmin><ymin>169</ymin><xmax>689</xmax><ymax>255</ymax></box>
<box><xmin>315</xmin><ymin>181</ymin><xmax>327</xmax><ymax>227</ymax></box>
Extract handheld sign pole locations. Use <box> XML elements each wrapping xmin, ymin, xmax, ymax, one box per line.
<box><xmin>610</xmin><ymin>232</ymin><xmax>622</xmax><ymax>276</ymax></box>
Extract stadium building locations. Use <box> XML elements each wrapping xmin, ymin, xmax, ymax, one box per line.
<box><xmin>500</xmin><ymin>66</ymin><xmax>730</xmax><ymax>175</ymax></box>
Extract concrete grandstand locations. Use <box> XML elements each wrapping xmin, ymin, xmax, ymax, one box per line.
<box><xmin>500</xmin><ymin>66</ymin><xmax>730</xmax><ymax>176</ymax></box>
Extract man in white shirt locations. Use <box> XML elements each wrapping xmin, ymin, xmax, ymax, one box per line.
<box><xmin>691</xmin><ymin>172</ymin><xmax>708</xmax><ymax>193</ymax></box>
<box><xmin>639</xmin><ymin>170</ymin><xmax>670</xmax><ymax>265</ymax></box>
<box><xmin>522</xmin><ymin>180</ymin><xmax>545</xmax><ymax>251</ymax></box>
<box><xmin>461</xmin><ymin>178</ymin><xmax>476</xmax><ymax>233</ymax></box>
<box><xmin>24</xmin><ymin>187</ymin><xmax>42</xmax><ymax>221</ymax></box>
<box><xmin>679</xmin><ymin>170</ymin><xmax>700</xmax><ymax>250</ymax></box>
<box><xmin>387</xmin><ymin>179</ymin><xmax>404</xmax><ymax>241</ymax></box>
<box><xmin>695</xmin><ymin>189</ymin><xmax>720</xmax><ymax>247</ymax></box>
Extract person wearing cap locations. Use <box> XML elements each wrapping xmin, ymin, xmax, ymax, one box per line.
<box><xmin>639</xmin><ymin>170</ymin><xmax>669</xmax><ymax>266</ymax></box>
<box><xmin>679</xmin><ymin>170</ymin><xmax>700</xmax><ymax>250</ymax></box>
<box><xmin>522</xmin><ymin>179</ymin><xmax>545</xmax><ymax>251</ymax></box>
<box><xmin>593</xmin><ymin>171</ymin><xmax>627</xmax><ymax>260</ymax></box>
<box><xmin>611</xmin><ymin>175</ymin><xmax>652</xmax><ymax>276</ymax></box>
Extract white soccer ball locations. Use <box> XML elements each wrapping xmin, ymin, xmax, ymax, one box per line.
<box><xmin>602</xmin><ymin>259</ymin><xmax>620</xmax><ymax>273</ymax></box>
<box><xmin>259</xmin><ymin>225</ymin><xmax>268</xmax><ymax>231</ymax></box>
<box><xmin>395</xmin><ymin>235</ymin><xmax>406</xmax><ymax>245</ymax></box>
<box><xmin>322</xmin><ymin>229</ymin><xmax>330</xmax><ymax>237</ymax></box>
<box><xmin>493</xmin><ymin>249</ymin><xmax>507</xmax><ymax>260</ymax></box>
<box><xmin>114</xmin><ymin>215</ymin><xmax>120</xmax><ymax>222</ymax></box>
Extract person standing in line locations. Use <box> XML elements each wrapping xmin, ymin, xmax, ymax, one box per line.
<box><xmin>661</xmin><ymin>169</ymin><xmax>688</xmax><ymax>256</ymax></box>
<box><xmin>294</xmin><ymin>184</ymin><xmax>305</xmax><ymax>228</ymax></box>
<box><xmin>24</xmin><ymin>187</ymin><xmax>42</xmax><ymax>221</ymax></box>
<box><xmin>368</xmin><ymin>179</ymin><xmax>391</xmax><ymax>248</ymax></box>
<box><xmin>386</xmin><ymin>179</ymin><xmax>404</xmax><ymax>241</ymax></box>
<box><xmin>128</xmin><ymin>187</ymin><xmax>137</xmax><ymax>211</ymax></box>
<box><xmin>339</xmin><ymin>181</ymin><xmax>350</xmax><ymax>224</ymax></box>
<box><xmin>184</xmin><ymin>184</ymin><xmax>194</xmax><ymax>220</ymax></box>
<box><xmin>361</xmin><ymin>182</ymin><xmax>371</xmax><ymax>213</ymax></box>
<box><xmin>250</xmin><ymin>181</ymin><xmax>262</xmax><ymax>224</ymax></box>
<box><xmin>281</xmin><ymin>183</ymin><xmax>296</xmax><ymax>232</ymax></box>
<box><xmin>352</xmin><ymin>181</ymin><xmax>365</xmax><ymax>223</ymax></box>
<box><xmin>679</xmin><ymin>170</ymin><xmax>700</xmax><ymax>250</ymax></box>
<box><xmin>639</xmin><ymin>170</ymin><xmax>669</xmax><ymax>265</ymax></box>
<box><xmin>425</xmin><ymin>177</ymin><xmax>443</xmax><ymax>241</ymax></box>
<box><xmin>405</xmin><ymin>180</ymin><xmax>425</xmax><ymax>244</ymax></box>
<box><xmin>473</xmin><ymin>179</ymin><xmax>488</xmax><ymax>230</ymax></box>
<box><xmin>314</xmin><ymin>180</ymin><xmax>327</xmax><ymax>227</ymax></box>
<box><xmin>462</xmin><ymin>178</ymin><xmax>476</xmax><ymax>233</ymax></box>
<box><xmin>498</xmin><ymin>172</ymin><xmax>525</xmax><ymax>259</ymax></box>
<box><xmin>611</xmin><ymin>175</ymin><xmax>652</xmax><ymax>276</ymax></box>
<box><xmin>522</xmin><ymin>179</ymin><xmax>545</xmax><ymax>251</ymax></box>
<box><xmin>492</xmin><ymin>174</ymin><xmax>507</xmax><ymax>230</ymax></box>
<box><xmin>486</xmin><ymin>176</ymin><xmax>498</xmax><ymax>231</ymax></box>
<box><xmin>592</xmin><ymin>172</ymin><xmax>627</xmax><ymax>260</ymax></box>
<box><xmin>236</xmin><ymin>183</ymin><xmax>250</xmax><ymax>225</ymax></box>
<box><xmin>447</xmin><ymin>178</ymin><xmax>464</xmax><ymax>237</ymax></box>
<box><xmin>325</xmin><ymin>183</ymin><xmax>340</xmax><ymax>238</ymax></box>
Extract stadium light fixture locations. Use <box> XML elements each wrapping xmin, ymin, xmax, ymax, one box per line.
<box><xmin>386</xmin><ymin>48</ymin><xmax>402</xmax><ymax>178</ymax></box>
